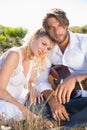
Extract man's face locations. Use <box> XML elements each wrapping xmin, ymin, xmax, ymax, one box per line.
<box><xmin>46</xmin><ymin>17</ymin><xmax>68</xmax><ymax>44</ymax></box>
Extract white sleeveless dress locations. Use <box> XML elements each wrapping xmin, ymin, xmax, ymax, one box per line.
<box><xmin>0</xmin><ymin>47</ymin><xmax>32</xmax><ymax>121</ymax></box>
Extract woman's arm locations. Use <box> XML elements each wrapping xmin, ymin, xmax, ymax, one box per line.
<box><xmin>28</xmin><ymin>67</ymin><xmax>44</xmax><ymax>105</ymax></box>
<box><xmin>0</xmin><ymin>51</ymin><xmax>32</xmax><ymax>117</ymax></box>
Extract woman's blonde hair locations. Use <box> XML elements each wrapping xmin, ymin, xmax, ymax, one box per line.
<box><xmin>25</xmin><ymin>28</ymin><xmax>55</xmax><ymax>59</ymax></box>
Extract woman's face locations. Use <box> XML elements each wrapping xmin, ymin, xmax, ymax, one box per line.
<box><xmin>31</xmin><ymin>36</ymin><xmax>54</xmax><ymax>56</ymax></box>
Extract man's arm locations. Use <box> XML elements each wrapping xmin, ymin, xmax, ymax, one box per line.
<box><xmin>42</xmin><ymin>89</ymin><xmax>70</xmax><ymax>121</ymax></box>
<box><xmin>36</xmin><ymin>48</ymin><xmax>69</xmax><ymax>121</ymax></box>
<box><xmin>55</xmin><ymin>74</ymin><xmax>87</xmax><ymax>104</ymax></box>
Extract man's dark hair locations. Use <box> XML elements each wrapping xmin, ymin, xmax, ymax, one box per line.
<box><xmin>42</xmin><ymin>8</ymin><xmax>69</xmax><ymax>30</ymax></box>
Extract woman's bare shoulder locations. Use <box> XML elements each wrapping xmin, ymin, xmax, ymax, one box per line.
<box><xmin>3</xmin><ymin>50</ymin><xmax>20</xmax><ymax>68</ymax></box>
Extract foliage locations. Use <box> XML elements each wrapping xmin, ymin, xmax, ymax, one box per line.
<box><xmin>69</xmin><ymin>25</ymin><xmax>87</xmax><ymax>34</ymax></box>
<box><xmin>0</xmin><ymin>24</ymin><xmax>87</xmax><ymax>54</ymax></box>
<box><xmin>0</xmin><ymin>25</ymin><xmax>28</xmax><ymax>53</ymax></box>
<box><xmin>82</xmin><ymin>25</ymin><xmax>87</xmax><ymax>33</ymax></box>
<box><xmin>5</xmin><ymin>27</ymin><xmax>27</xmax><ymax>38</ymax></box>
<box><xmin>69</xmin><ymin>26</ymin><xmax>83</xmax><ymax>33</ymax></box>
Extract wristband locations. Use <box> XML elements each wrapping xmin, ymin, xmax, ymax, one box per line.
<box><xmin>75</xmin><ymin>81</ymin><xmax>83</xmax><ymax>90</ymax></box>
<box><xmin>79</xmin><ymin>81</ymin><xmax>84</xmax><ymax>90</ymax></box>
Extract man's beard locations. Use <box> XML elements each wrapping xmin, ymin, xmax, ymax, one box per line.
<box><xmin>51</xmin><ymin>31</ymin><xmax>68</xmax><ymax>45</ymax></box>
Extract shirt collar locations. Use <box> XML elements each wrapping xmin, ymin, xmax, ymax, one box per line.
<box><xmin>69</xmin><ymin>31</ymin><xmax>79</xmax><ymax>49</ymax></box>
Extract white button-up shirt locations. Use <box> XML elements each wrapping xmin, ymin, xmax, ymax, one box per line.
<box><xmin>37</xmin><ymin>31</ymin><xmax>87</xmax><ymax>97</ymax></box>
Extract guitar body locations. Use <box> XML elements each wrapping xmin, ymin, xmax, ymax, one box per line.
<box><xmin>49</xmin><ymin>65</ymin><xmax>71</xmax><ymax>90</ymax></box>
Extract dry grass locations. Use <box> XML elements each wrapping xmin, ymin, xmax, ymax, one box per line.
<box><xmin>0</xmin><ymin>92</ymin><xmax>87</xmax><ymax>130</ymax></box>
<box><xmin>0</xmin><ymin>96</ymin><xmax>87</xmax><ymax>130</ymax></box>
<box><xmin>0</xmin><ymin>115</ymin><xmax>87</xmax><ymax>130</ymax></box>
<box><xmin>0</xmin><ymin>116</ymin><xmax>59</xmax><ymax>130</ymax></box>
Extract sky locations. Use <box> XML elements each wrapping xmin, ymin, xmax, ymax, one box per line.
<box><xmin>0</xmin><ymin>0</ymin><xmax>87</xmax><ymax>34</ymax></box>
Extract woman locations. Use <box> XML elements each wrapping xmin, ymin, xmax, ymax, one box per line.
<box><xmin>0</xmin><ymin>28</ymin><xmax>55</xmax><ymax>122</ymax></box>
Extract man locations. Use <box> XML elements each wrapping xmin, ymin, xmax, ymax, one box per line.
<box><xmin>36</xmin><ymin>8</ymin><xmax>87</xmax><ymax>127</ymax></box>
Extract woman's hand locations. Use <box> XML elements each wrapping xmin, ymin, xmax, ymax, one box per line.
<box><xmin>21</xmin><ymin>105</ymin><xmax>36</xmax><ymax>120</ymax></box>
<box><xmin>29</xmin><ymin>89</ymin><xmax>44</xmax><ymax>105</ymax></box>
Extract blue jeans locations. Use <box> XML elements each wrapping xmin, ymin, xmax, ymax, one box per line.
<box><xmin>63</xmin><ymin>97</ymin><xmax>87</xmax><ymax>128</ymax></box>
<box><xmin>29</xmin><ymin>101</ymin><xmax>53</xmax><ymax>119</ymax></box>
<box><xmin>26</xmin><ymin>97</ymin><xmax>87</xmax><ymax>128</ymax></box>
